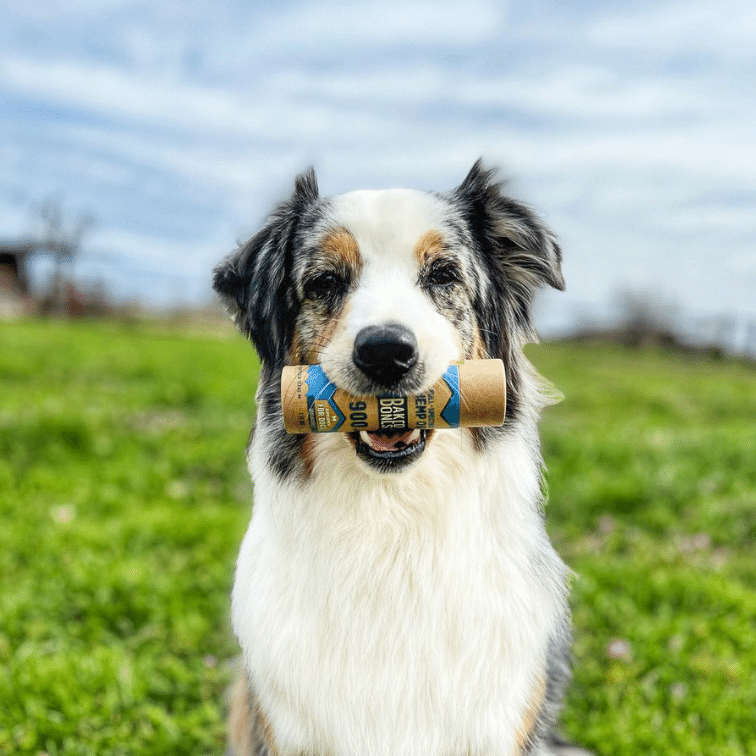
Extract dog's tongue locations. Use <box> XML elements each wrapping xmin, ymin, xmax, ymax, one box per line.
<box><xmin>363</xmin><ymin>429</ymin><xmax>420</xmax><ymax>452</ymax></box>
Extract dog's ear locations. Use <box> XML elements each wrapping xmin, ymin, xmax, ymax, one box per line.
<box><xmin>455</xmin><ymin>159</ymin><xmax>565</xmax><ymax>300</ymax></box>
<box><xmin>213</xmin><ymin>169</ymin><xmax>319</xmax><ymax>365</ymax></box>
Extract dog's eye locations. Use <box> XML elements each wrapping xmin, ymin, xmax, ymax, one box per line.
<box><xmin>425</xmin><ymin>263</ymin><xmax>461</xmax><ymax>288</ymax></box>
<box><xmin>303</xmin><ymin>271</ymin><xmax>345</xmax><ymax>300</ymax></box>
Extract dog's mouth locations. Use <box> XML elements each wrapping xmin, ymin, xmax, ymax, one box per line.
<box><xmin>350</xmin><ymin>428</ymin><xmax>430</xmax><ymax>472</ymax></box>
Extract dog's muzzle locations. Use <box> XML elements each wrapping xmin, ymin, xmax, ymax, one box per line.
<box><xmin>350</xmin><ymin>322</ymin><xmax>429</xmax><ymax>472</ymax></box>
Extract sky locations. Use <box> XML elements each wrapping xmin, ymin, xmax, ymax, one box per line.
<box><xmin>2</xmin><ymin>0</ymin><xmax>755</xmax><ymax>342</ymax></box>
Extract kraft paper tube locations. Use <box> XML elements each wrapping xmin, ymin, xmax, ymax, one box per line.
<box><xmin>281</xmin><ymin>360</ymin><xmax>506</xmax><ymax>434</ymax></box>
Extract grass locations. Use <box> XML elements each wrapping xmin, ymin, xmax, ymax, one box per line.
<box><xmin>531</xmin><ymin>342</ymin><xmax>756</xmax><ymax>755</ymax></box>
<box><xmin>1</xmin><ymin>319</ymin><xmax>754</xmax><ymax>755</ymax></box>
<box><xmin>1</xmin><ymin>320</ymin><xmax>257</xmax><ymax>755</ymax></box>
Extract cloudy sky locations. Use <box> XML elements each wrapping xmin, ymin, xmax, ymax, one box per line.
<box><xmin>2</xmin><ymin>0</ymin><xmax>755</xmax><ymax>339</ymax></box>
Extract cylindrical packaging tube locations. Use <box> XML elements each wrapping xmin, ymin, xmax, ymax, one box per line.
<box><xmin>281</xmin><ymin>359</ymin><xmax>506</xmax><ymax>434</ymax></box>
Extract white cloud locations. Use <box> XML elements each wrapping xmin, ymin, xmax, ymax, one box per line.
<box><xmin>2</xmin><ymin>0</ymin><xmax>755</xmax><ymax>329</ymax></box>
<box><xmin>255</xmin><ymin>0</ymin><xmax>508</xmax><ymax>50</ymax></box>
<box><xmin>0</xmin><ymin>55</ymin><xmax>428</xmax><ymax>145</ymax></box>
<box><xmin>1</xmin><ymin>57</ymin><xmax>264</xmax><ymax>135</ymax></box>
<box><xmin>587</xmin><ymin>0</ymin><xmax>756</xmax><ymax>57</ymax></box>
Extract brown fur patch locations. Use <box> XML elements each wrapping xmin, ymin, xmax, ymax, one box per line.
<box><xmin>227</xmin><ymin>673</ymin><xmax>280</xmax><ymax>756</ymax></box>
<box><xmin>293</xmin><ymin>227</ymin><xmax>361</xmax><ymax>363</ymax></box>
<box><xmin>292</xmin><ymin>304</ymin><xmax>353</xmax><ymax>477</ymax></box>
<box><xmin>291</xmin><ymin>330</ymin><xmax>305</xmax><ymax>367</ymax></box>
<box><xmin>469</xmin><ymin>324</ymin><xmax>487</xmax><ymax>360</ymax></box>
<box><xmin>322</xmin><ymin>227</ymin><xmax>361</xmax><ymax>270</ymax></box>
<box><xmin>467</xmin><ymin>325</ymin><xmax>492</xmax><ymax>452</ymax></box>
<box><xmin>515</xmin><ymin>675</ymin><xmax>547</xmax><ymax>754</ymax></box>
<box><xmin>228</xmin><ymin>674</ymin><xmax>254</xmax><ymax>756</ymax></box>
<box><xmin>291</xmin><ymin>303</ymin><xmax>340</xmax><ymax>365</ymax></box>
<box><xmin>413</xmin><ymin>229</ymin><xmax>445</xmax><ymax>266</ymax></box>
<box><xmin>301</xmin><ymin>434</ymin><xmax>317</xmax><ymax>477</ymax></box>
<box><xmin>252</xmin><ymin>697</ymin><xmax>279</xmax><ymax>756</ymax></box>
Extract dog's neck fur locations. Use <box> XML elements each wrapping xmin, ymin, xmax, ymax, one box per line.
<box><xmin>231</xmin><ymin>371</ymin><xmax>569</xmax><ymax>756</ymax></box>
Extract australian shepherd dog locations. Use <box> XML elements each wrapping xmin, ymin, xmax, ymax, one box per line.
<box><xmin>213</xmin><ymin>161</ymin><xmax>584</xmax><ymax>756</ymax></box>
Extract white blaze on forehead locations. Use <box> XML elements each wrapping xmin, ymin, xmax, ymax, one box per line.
<box><xmin>322</xmin><ymin>188</ymin><xmax>462</xmax><ymax>387</ymax></box>
<box><xmin>330</xmin><ymin>189</ymin><xmax>447</xmax><ymax>267</ymax></box>
<box><xmin>331</xmin><ymin>188</ymin><xmax>450</xmax><ymax>325</ymax></box>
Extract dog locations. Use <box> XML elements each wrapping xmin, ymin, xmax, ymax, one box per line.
<box><xmin>213</xmin><ymin>161</ymin><xmax>584</xmax><ymax>756</ymax></box>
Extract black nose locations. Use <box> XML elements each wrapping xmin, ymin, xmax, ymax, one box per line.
<box><xmin>353</xmin><ymin>323</ymin><xmax>418</xmax><ymax>385</ymax></box>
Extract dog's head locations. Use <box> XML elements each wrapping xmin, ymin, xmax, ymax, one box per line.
<box><xmin>214</xmin><ymin>161</ymin><xmax>563</xmax><ymax>476</ymax></box>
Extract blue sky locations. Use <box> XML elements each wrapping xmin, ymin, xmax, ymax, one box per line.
<box><xmin>2</xmin><ymin>0</ymin><xmax>755</xmax><ymax>337</ymax></box>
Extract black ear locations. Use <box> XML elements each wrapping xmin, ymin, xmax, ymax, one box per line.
<box><xmin>455</xmin><ymin>159</ymin><xmax>565</xmax><ymax>298</ymax></box>
<box><xmin>213</xmin><ymin>169</ymin><xmax>319</xmax><ymax>366</ymax></box>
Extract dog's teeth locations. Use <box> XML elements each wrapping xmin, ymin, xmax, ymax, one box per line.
<box><xmin>358</xmin><ymin>428</ymin><xmax>422</xmax><ymax>453</ymax></box>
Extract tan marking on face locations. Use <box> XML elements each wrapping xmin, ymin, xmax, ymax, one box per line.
<box><xmin>293</xmin><ymin>229</ymin><xmax>358</xmax><ymax>366</ymax></box>
<box><xmin>322</xmin><ymin>227</ymin><xmax>362</xmax><ymax>271</ymax></box>
<box><xmin>294</xmin><ymin>298</ymin><xmax>353</xmax><ymax>366</ymax></box>
<box><xmin>310</xmin><ymin>316</ymin><xmax>340</xmax><ymax>364</ymax></box>
<box><xmin>291</xmin><ymin>307</ymin><xmax>338</xmax><ymax>365</ymax></box>
<box><xmin>294</xmin><ymin>301</ymin><xmax>353</xmax><ymax>476</ymax></box>
<box><xmin>413</xmin><ymin>229</ymin><xmax>445</xmax><ymax>266</ymax></box>
<box><xmin>515</xmin><ymin>675</ymin><xmax>547</xmax><ymax>754</ymax></box>
<box><xmin>291</xmin><ymin>329</ymin><xmax>305</xmax><ymax>366</ymax></box>
<box><xmin>469</xmin><ymin>323</ymin><xmax>487</xmax><ymax>360</ymax></box>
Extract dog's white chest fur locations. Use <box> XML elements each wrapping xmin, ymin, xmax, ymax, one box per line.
<box><xmin>232</xmin><ymin>429</ymin><xmax>568</xmax><ymax>756</ymax></box>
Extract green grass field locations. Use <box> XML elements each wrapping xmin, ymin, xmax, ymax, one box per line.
<box><xmin>1</xmin><ymin>320</ymin><xmax>754</xmax><ymax>755</ymax></box>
